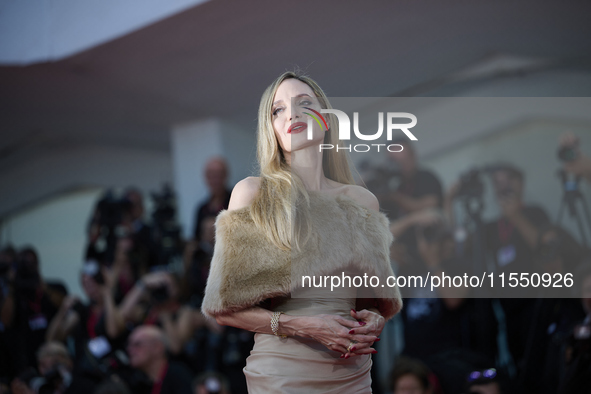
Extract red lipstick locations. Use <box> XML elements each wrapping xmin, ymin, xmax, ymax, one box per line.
<box><xmin>288</xmin><ymin>122</ymin><xmax>307</xmax><ymax>134</ymax></box>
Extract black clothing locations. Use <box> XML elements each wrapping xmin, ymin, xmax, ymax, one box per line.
<box><xmin>127</xmin><ymin>361</ymin><xmax>193</xmax><ymax>394</ymax></box>
<box><xmin>193</xmin><ymin>189</ymin><xmax>231</xmax><ymax>240</ymax></box>
<box><xmin>159</xmin><ymin>362</ymin><xmax>193</xmax><ymax>394</ymax></box>
<box><xmin>70</xmin><ymin>303</ymin><xmax>127</xmax><ymax>382</ymax></box>
<box><xmin>8</xmin><ymin>289</ymin><xmax>57</xmax><ymax>373</ymax></box>
<box><xmin>521</xmin><ymin>297</ymin><xmax>585</xmax><ymax>394</ymax></box>
<box><xmin>401</xmin><ymin>296</ymin><xmax>467</xmax><ymax>358</ymax></box>
<box><xmin>483</xmin><ymin>205</ymin><xmax>551</xmax><ymax>366</ymax></box>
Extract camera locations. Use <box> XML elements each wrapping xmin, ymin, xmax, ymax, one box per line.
<box><xmin>82</xmin><ymin>260</ymin><xmax>104</xmax><ymax>285</ymax></box>
<box><xmin>95</xmin><ymin>191</ymin><xmax>133</xmax><ymax>230</ymax></box>
<box><xmin>456</xmin><ymin>168</ymin><xmax>485</xmax><ymax>199</ymax></box>
<box><xmin>558</xmin><ymin>144</ymin><xmax>579</xmax><ymax>163</ymax></box>
<box><xmin>150</xmin><ymin>284</ymin><xmax>170</xmax><ymax>303</ymax></box>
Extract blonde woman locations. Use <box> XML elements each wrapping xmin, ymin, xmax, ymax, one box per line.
<box><xmin>202</xmin><ymin>71</ymin><xmax>402</xmax><ymax>393</ymax></box>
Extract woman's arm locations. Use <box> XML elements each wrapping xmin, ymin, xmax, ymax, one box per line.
<box><xmin>215</xmin><ymin>306</ymin><xmax>378</xmax><ymax>355</ymax></box>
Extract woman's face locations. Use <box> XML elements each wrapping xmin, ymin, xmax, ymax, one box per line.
<box><xmin>271</xmin><ymin>78</ymin><xmax>327</xmax><ymax>155</ymax></box>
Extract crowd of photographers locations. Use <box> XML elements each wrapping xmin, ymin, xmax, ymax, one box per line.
<box><xmin>0</xmin><ymin>158</ymin><xmax>241</xmax><ymax>394</ymax></box>
<box><xmin>376</xmin><ymin>133</ymin><xmax>591</xmax><ymax>394</ymax></box>
<box><xmin>1</xmin><ymin>135</ymin><xmax>591</xmax><ymax>394</ymax></box>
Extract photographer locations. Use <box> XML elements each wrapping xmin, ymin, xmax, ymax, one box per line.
<box><xmin>382</xmin><ymin>140</ymin><xmax>443</xmax><ymax>278</ymax></box>
<box><xmin>125</xmin><ymin>325</ymin><xmax>193</xmax><ymax>394</ymax></box>
<box><xmin>119</xmin><ymin>271</ymin><xmax>194</xmax><ymax>356</ymax></box>
<box><xmin>557</xmin><ymin>261</ymin><xmax>591</xmax><ymax>394</ymax></box>
<box><xmin>469</xmin><ymin>165</ymin><xmax>549</xmax><ymax>374</ymax></box>
<box><xmin>10</xmin><ymin>341</ymin><xmax>94</xmax><ymax>394</ymax></box>
<box><xmin>183</xmin><ymin>213</ymin><xmax>252</xmax><ymax>393</ymax></box>
<box><xmin>520</xmin><ymin>226</ymin><xmax>587</xmax><ymax>394</ymax></box>
<box><xmin>1</xmin><ymin>246</ymin><xmax>17</xmax><ymax>378</ymax></box>
<box><xmin>45</xmin><ymin>261</ymin><xmax>125</xmax><ymax>381</ymax></box>
<box><xmin>181</xmin><ymin>214</ymin><xmax>216</xmax><ymax>305</ymax></box>
<box><xmin>86</xmin><ymin>188</ymin><xmax>156</xmax><ymax>278</ymax></box>
<box><xmin>193</xmin><ymin>158</ymin><xmax>232</xmax><ymax>241</ymax></box>
<box><xmin>398</xmin><ymin>213</ymin><xmax>497</xmax><ymax>394</ymax></box>
<box><xmin>2</xmin><ymin>247</ymin><xmax>59</xmax><ymax>374</ymax></box>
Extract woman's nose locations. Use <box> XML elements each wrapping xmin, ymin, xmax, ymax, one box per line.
<box><xmin>290</xmin><ymin>109</ymin><xmax>302</xmax><ymax>121</ymax></box>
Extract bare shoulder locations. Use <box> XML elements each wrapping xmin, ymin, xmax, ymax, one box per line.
<box><xmin>343</xmin><ymin>184</ymin><xmax>380</xmax><ymax>212</ymax></box>
<box><xmin>228</xmin><ymin>177</ymin><xmax>261</xmax><ymax>211</ymax></box>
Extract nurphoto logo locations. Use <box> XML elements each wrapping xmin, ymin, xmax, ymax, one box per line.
<box><xmin>305</xmin><ymin>108</ymin><xmax>418</xmax><ymax>153</ymax></box>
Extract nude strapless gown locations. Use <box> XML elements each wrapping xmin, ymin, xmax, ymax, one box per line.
<box><xmin>243</xmin><ymin>286</ymin><xmax>372</xmax><ymax>393</ymax></box>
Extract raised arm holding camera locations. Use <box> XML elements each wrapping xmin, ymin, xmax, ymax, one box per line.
<box><xmin>45</xmin><ymin>260</ymin><xmax>125</xmax><ymax>345</ymax></box>
<box><xmin>119</xmin><ymin>271</ymin><xmax>194</xmax><ymax>355</ymax></box>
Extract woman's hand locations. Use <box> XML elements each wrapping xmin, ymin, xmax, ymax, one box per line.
<box><xmin>334</xmin><ymin>309</ymin><xmax>385</xmax><ymax>358</ymax></box>
<box><xmin>293</xmin><ymin>314</ymin><xmax>378</xmax><ymax>358</ymax></box>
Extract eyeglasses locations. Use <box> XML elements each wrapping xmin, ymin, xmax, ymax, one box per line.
<box><xmin>467</xmin><ymin>368</ymin><xmax>497</xmax><ymax>382</ymax></box>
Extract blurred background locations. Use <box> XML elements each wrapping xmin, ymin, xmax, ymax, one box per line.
<box><xmin>1</xmin><ymin>1</ymin><xmax>591</xmax><ymax>393</ymax></box>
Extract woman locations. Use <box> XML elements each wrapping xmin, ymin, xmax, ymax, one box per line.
<box><xmin>202</xmin><ymin>71</ymin><xmax>402</xmax><ymax>393</ymax></box>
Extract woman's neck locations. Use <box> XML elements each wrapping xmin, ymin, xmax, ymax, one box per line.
<box><xmin>286</xmin><ymin>146</ymin><xmax>330</xmax><ymax>191</ymax></box>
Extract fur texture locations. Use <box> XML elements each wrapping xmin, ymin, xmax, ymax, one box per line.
<box><xmin>201</xmin><ymin>191</ymin><xmax>402</xmax><ymax>320</ymax></box>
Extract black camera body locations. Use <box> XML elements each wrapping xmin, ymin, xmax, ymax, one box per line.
<box><xmin>150</xmin><ymin>285</ymin><xmax>170</xmax><ymax>303</ymax></box>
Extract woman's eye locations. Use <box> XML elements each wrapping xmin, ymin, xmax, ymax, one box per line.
<box><xmin>272</xmin><ymin>107</ymin><xmax>283</xmax><ymax>116</ymax></box>
<box><xmin>299</xmin><ymin>100</ymin><xmax>312</xmax><ymax>106</ymax></box>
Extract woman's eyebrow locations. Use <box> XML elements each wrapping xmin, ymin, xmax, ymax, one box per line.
<box><xmin>273</xmin><ymin>93</ymin><xmax>312</xmax><ymax>106</ymax></box>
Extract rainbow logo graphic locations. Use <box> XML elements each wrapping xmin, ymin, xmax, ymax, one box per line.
<box><xmin>303</xmin><ymin>107</ymin><xmax>328</xmax><ymax>131</ymax></box>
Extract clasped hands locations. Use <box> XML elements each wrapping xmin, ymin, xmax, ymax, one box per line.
<box><xmin>308</xmin><ymin>309</ymin><xmax>384</xmax><ymax>359</ymax></box>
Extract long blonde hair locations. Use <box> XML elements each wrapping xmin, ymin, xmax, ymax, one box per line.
<box><xmin>250</xmin><ymin>71</ymin><xmax>355</xmax><ymax>251</ymax></box>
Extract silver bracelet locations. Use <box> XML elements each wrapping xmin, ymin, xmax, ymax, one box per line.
<box><xmin>270</xmin><ymin>311</ymin><xmax>287</xmax><ymax>338</ymax></box>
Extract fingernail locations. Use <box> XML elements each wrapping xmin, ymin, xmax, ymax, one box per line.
<box><xmin>372</xmin><ymin>350</ymin><xmax>378</xmax><ymax>354</ymax></box>
<box><xmin>349</xmin><ymin>330</ymin><xmax>355</xmax><ymax>334</ymax></box>
<box><xmin>358</xmin><ymin>322</ymin><xmax>366</xmax><ymax>326</ymax></box>
<box><xmin>351</xmin><ymin>309</ymin><xmax>356</xmax><ymax>313</ymax></box>
<box><xmin>340</xmin><ymin>354</ymin><xmax>344</xmax><ymax>358</ymax></box>
<box><xmin>351</xmin><ymin>347</ymin><xmax>356</xmax><ymax>351</ymax></box>
<box><xmin>375</xmin><ymin>338</ymin><xmax>381</xmax><ymax>342</ymax></box>
<box><xmin>345</xmin><ymin>354</ymin><xmax>350</xmax><ymax>359</ymax></box>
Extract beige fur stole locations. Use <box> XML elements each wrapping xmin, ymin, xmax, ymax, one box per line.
<box><xmin>201</xmin><ymin>191</ymin><xmax>402</xmax><ymax>320</ymax></box>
